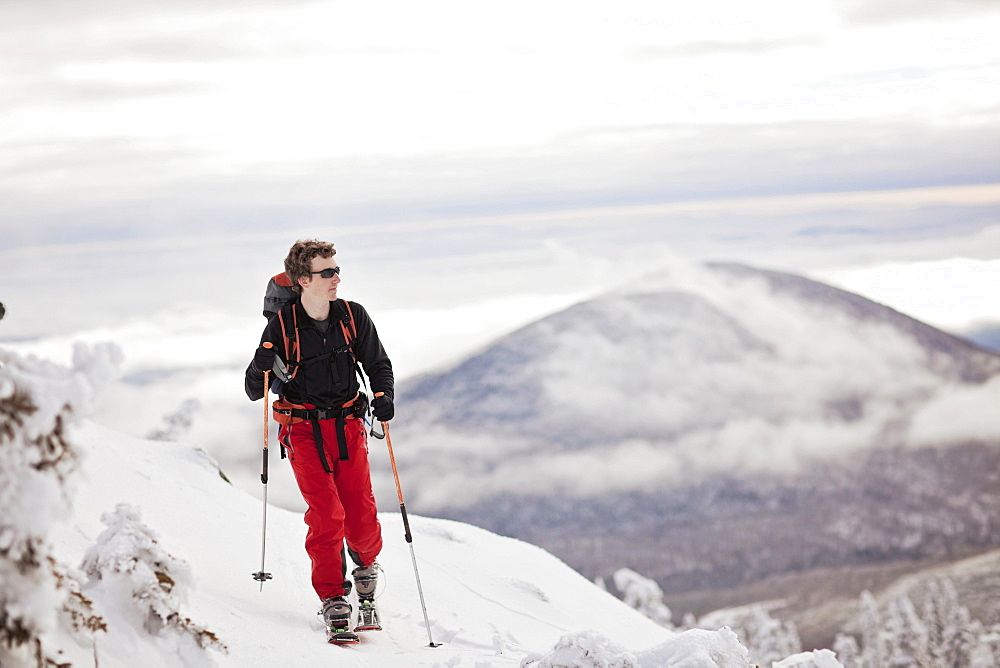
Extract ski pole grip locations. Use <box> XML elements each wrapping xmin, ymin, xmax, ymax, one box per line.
<box><xmin>262</xmin><ymin>367</ymin><xmax>270</xmax><ymax>485</ymax></box>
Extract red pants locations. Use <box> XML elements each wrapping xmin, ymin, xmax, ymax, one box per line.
<box><xmin>279</xmin><ymin>417</ymin><xmax>382</xmax><ymax>600</ymax></box>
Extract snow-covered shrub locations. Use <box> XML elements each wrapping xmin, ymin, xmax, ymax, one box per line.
<box><xmin>612</xmin><ymin>568</ymin><xmax>674</xmax><ymax>628</ymax></box>
<box><xmin>525</xmin><ymin>629</ymin><xmax>638</xmax><ymax>668</ymax></box>
<box><xmin>635</xmin><ymin>627</ymin><xmax>751</xmax><ymax>667</ymax></box>
<box><xmin>697</xmin><ymin>603</ymin><xmax>801</xmax><ymax>666</ymax></box>
<box><xmin>0</xmin><ymin>343</ymin><xmax>120</xmax><ymax>666</ymax></box>
<box><xmin>147</xmin><ymin>398</ymin><xmax>201</xmax><ymax>442</ymax></box>
<box><xmin>81</xmin><ymin>503</ymin><xmax>226</xmax><ymax>663</ymax></box>
<box><xmin>772</xmin><ymin>648</ymin><xmax>843</xmax><ymax>668</ymax></box>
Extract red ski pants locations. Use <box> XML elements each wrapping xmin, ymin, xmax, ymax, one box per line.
<box><xmin>279</xmin><ymin>416</ymin><xmax>382</xmax><ymax>601</ymax></box>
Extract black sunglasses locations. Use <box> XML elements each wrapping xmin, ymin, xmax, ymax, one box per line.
<box><xmin>310</xmin><ymin>267</ymin><xmax>341</xmax><ymax>279</ymax></box>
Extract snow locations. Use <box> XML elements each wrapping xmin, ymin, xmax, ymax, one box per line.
<box><xmin>0</xmin><ymin>343</ymin><xmax>840</xmax><ymax>667</ymax></box>
<box><xmin>772</xmin><ymin>649</ymin><xmax>842</xmax><ymax>668</ymax></box>
<box><xmin>56</xmin><ymin>420</ymin><xmax>730</xmax><ymax>666</ymax></box>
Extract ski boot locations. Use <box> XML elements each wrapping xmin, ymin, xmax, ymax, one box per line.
<box><xmin>353</xmin><ymin>563</ymin><xmax>382</xmax><ymax>632</ymax></box>
<box><xmin>321</xmin><ymin>596</ymin><xmax>359</xmax><ymax>644</ymax></box>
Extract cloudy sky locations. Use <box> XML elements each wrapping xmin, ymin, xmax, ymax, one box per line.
<box><xmin>1</xmin><ymin>0</ymin><xmax>998</xmax><ymax>509</ymax></box>
<box><xmin>2</xmin><ymin>0</ymin><xmax>999</xmax><ymax>332</ymax></box>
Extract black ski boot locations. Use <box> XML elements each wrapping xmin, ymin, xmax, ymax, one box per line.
<box><xmin>321</xmin><ymin>596</ymin><xmax>359</xmax><ymax>644</ymax></box>
<box><xmin>353</xmin><ymin>563</ymin><xmax>382</xmax><ymax>632</ymax></box>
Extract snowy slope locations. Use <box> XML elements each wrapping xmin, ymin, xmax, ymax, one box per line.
<box><xmin>40</xmin><ymin>418</ymin><xmax>770</xmax><ymax>667</ymax></box>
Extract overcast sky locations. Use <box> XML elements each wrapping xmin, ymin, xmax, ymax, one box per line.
<box><xmin>2</xmin><ymin>0</ymin><xmax>999</xmax><ymax>340</ymax></box>
<box><xmin>2</xmin><ymin>0</ymin><xmax>998</xmax><ymax>509</ymax></box>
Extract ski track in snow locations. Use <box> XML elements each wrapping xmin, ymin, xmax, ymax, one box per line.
<box><xmin>427</xmin><ymin>556</ymin><xmax>573</xmax><ymax>636</ymax></box>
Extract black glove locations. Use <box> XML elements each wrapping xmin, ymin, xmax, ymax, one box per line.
<box><xmin>252</xmin><ymin>344</ymin><xmax>276</xmax><ymax>373</ymax></box>
<box><xmin>372</xmin><ymin>394</ymin><xmax>394</xmax><ymax>422</ymax></box>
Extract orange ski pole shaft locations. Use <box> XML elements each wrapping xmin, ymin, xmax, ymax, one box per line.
<box><xmin>253</xmin><ymin>343</ymin><xmax>274</xmax><ymax>590</ymax></box>
<box><xmin>375</xmin><ymin>393</ymin><xmax>439</xmax><ymax>647</ymax></box>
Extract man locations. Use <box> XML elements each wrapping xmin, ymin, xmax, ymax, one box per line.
<box><xmin>245</xmin><ymin>239</ymin><xmax>394</xmax><ymax>640</ymax></box>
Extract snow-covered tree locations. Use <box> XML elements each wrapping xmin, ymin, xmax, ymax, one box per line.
<box><xmin>942</xmin><ymin>600</ymin><xmax>981</xmax><ymax>668</ymax></box>
<box><xmin>832</xmin><ymin>633</ymin><xmax>861</xmax><ymax>668</ymax></box>
<box><xmin>923</xmin><ymin>578</ymin><xmax>949</xmax><ymax>667</ymax></box>
<box><xmin>970</xmin><ymin>622</ymin><xmax>1000</xmax><ymax>667</ymax></box>
<box><xmin>147</xmin><ymin>398</ymin><xmax>201</xmax><ymax>442</ymax></box>
<box><xmin>0</xmin><ymin>343</ymin><xmax>120</xmax><ymax>666</ymax></box>
<box><xmin>848</xmin><ymin>579</ymin><xmax>989</xmax><ymax>668</ymax></box>
<box><xmin>882</xmin><ymin>594</ymin><xmax>929</xmax><ymax>667</ymax></box>
<box><xmin>918</xmin><ymin>577</ymin><xmax>981</xmax><ymax>668</ymax></box>
<box><xmin>612</xmin><ymin>568</ymin><xmax>674</xmax><ymax>628</ymax></box>
<box><xmin>81</xmin><ymin>502</ymin><xmax>226</xmax><ymax>665</ymax></box>
<box><xmin>741</xmin><ymin>605</ymin><xmax>802</xmax><ymax>666</ymax></box>
<box><xmin>857</xmin><ymin>590</ymin><xmax>889</xmax><ymax>668</ymax></box>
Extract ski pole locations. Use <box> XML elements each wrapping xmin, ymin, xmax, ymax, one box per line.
<box><xmin>376</xmin><ymin>396</ymin><xmax>440</xmax><ymax>648</ymax></box>
<box><xmin>252</xmin><ymin>344</ymin><xmax>274</xmax><ymax>590</ymax></box>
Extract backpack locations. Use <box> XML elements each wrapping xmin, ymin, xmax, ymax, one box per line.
<box><xmin>261</xmin><ymin>272</ymin><xmax>383</xmax><ymax>441</ymax></box>
<box><xmin>262</xmin><ymin>272</ymin><xmax>297</xmax><ymax>319</ymax></box>
<box><xmin>262</xmin><ymin>272</ymin><xmax>359</xmax><ymax>385</ymax></box>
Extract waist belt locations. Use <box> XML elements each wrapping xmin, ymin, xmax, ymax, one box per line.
<box><xmin>291</xmin><ymin>394</ymin><xmax>364</xmax><ymax>472</ymax></box>
<box><xmin>288</xmin><ymin>405</ymin><xmax>355</xmax><ymax>421</ymax></box>
<box><xmin>310</xmin><ymin>418</ymin><xmax>349</xmax><ymax>471</ymax></box>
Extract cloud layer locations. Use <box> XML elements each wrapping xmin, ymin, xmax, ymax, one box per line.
<box><xmin>390</xmin><ymin>259</ymin><xmax>1000</xmax><ymax>510</ymax></box>
<box><xmin>3</xmin><ymin>0</ymin><xmax>1000</xmax><ymax>513</ymax></box>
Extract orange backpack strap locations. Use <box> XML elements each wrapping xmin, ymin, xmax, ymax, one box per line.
<box><xmin>337</xmin><ymin>300</ymin><xmax>369</xmax><ymax>396</ymax></box>
<box><xmin>275</xmin><ymin>304</ymin><xmax>301</xmax><ymax>381</ymax></box>
<box><xmin>338</xmin><ymin>300</ymin><xmax>358</xmax><ymax>354</ymax></box>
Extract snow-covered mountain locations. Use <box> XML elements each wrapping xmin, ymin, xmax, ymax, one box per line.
<box><xmin>394</xmin><ymin>260</ymin><xmax>1000</xmax><ymax>509</ymax></box>
<box><xmin>388</xmin><ymin>260</ymin><xmax>1000</xmax><ymax>623</ymax></box>
<box><xmin>3</xmin><ymin>343</ymin><xmax>851</xmax><ymax>667</ymax></box>
<box><xmin>960</xmin><ymin>321</ymin><xmax>1000</xmax><ymax>353</ymax></box>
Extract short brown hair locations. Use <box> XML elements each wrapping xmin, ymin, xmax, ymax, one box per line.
<box><xmin>284</xmin><ymin>239</ymin><xmax>336</xmax><ymax>293</ymax></box>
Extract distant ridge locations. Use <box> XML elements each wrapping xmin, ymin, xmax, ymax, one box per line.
<box><xmin>393</xmin><ymin>260</ymin><xmax>1000</xmax><ymax>501</ymax></box>
<box><xmin>710</xmin><ymin>262</ymin><xmax>999</xmax><ymax>380</ymax></box>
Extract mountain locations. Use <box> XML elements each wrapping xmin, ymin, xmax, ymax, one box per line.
<box><xmin>393</xmin><ymin>261</ymin><xmax>1000</xmax><ymax>507</ymax></box>
<box><xmin>958</xmin><ymin>321</ymin><xmax>1000</xmax><ymax>353</ymax></box>
<box><xmin>388</xmin><ymin>260</ymin><xmax>1000</xmax><ymax>644</ymax></box>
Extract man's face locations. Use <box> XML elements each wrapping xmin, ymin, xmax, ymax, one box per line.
<box><xmin>300</xmin><ymin>255</ymin><xmax>341</xmax><ymax>301</ymax></box>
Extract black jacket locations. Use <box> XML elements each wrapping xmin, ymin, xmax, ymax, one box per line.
<box><xmin>245</xmin><ymin>299</ymin><xmax>393</xmax><ymax>408</ymax></box>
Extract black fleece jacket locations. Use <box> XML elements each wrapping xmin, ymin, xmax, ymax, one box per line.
<box><xmin>245</xmin><ymin>299</ymin><xmax>393</xmax><ymax>408</ymax></box>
